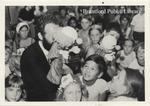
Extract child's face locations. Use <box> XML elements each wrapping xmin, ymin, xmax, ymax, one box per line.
<box><xmin>138</xmin><ymin>6</ymin><xmax>144</xmax><ymax>14</ymax></box>
<box><xmin>64</xmin><ymin>83</ymin><xmax>82</xmax><ymax>101</ymax></box>
<box><xmin>109</xmin><ymin>70</ymin><xmax>128</xmax><ymax>96</ymax></box>
<box><xmin>19</xmin><ymin>26</ymin><xmax>29</xmax><ymax>39</ymax></box>
<box><xmin>70</xmin><ymin>20</ymin><xmax>77</xmax><ymax>28</ymax></box>
<box><xmin>5</xmin><ymin>86</ymin><xmax>22</xmax><ymax>101</ymax></box>
<box><xmin>90</xmin><ymin>29</ymin><xmax>102</xmax><ymax>44</ymax></box>
<box><xmin>5</xmin><ymin>48</ymin><xmax>11</xmax><ymax>64</ymax></box>
<box><xmin>121</xmin><ymin>17</ymin><xmax>128</xmax><ymax>25</ymax></box>
<box><xmin>81</xmin><ymin>18</ymin><xmax>91</xmax><ymax>30</ymax></box>
<box><xmin>60</xmin><ymin>9</ymin><xmax>66</xmax><ymax>16</ymax></box>
<box><xmin>123</xmin><ymin>40</ymin><xmax>133</xmax><ymax>55</ymax></box>
<box><xmin>137</xmin><ymin>47</ymin><xmax>144</xmax><ymax>62</ymax></box>
<box><xmin>82</xmin><ymin>60</ymin><xmax>99</xmax><ymax>81</ymax></box>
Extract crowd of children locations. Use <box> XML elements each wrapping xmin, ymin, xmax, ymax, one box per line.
<box><xmin>5</xmin><ymin>6</ymin><xmax>145</xmax><ymax>101</ymax></box>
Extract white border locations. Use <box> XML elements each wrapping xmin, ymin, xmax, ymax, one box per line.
<box><xmin>0</xmin><ymin>0</ymin><xmax>150</xmax><ymax>106</ymax></box>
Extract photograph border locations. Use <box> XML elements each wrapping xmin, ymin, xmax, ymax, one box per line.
<box><xmin>0</xmin><ymin>0</ymin><xmax>150</xmax><ymax>105</ymax></box>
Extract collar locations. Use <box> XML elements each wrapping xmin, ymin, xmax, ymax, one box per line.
<box><xmin>39</xmin><ymin>41</ymin><xmax>49</xmax><ymax>60</ymax></box>
<box><xmin>82</xmin><ymin>77</ymin><xmax>97</xmax><ymax>86</ymax></box>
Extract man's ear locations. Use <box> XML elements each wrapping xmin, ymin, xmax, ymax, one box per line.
<box><xmin>97</xmin><ymin>72</ymin><xmax>103</xmax><ymax>79</ymax></box>
<box><xmin>38</xmin><ymin>32</ymin><xmax>43</xmax><ymax>40</ymax></box>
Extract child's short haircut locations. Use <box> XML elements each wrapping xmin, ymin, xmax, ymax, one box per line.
<box><xmin>5</xmin><ymin>74</ymin><xmax>23</xmax><ymax>89</ymax></box>
<box><xmin>123</xmin><ymin>39</ymin><xmax>135</xmax><ymax>47</ymax></box>
<box><xmin>134</xmin><ymin>42</ymin><xmax>144</xmax><ymax>56</ymax></box>
<box><xmin>134</xmin><ymin>42</ymin><xmax>144</xmax><ymax>52</ymax></box>
<box><xmin>105</xmin><ymin>22</ymin><xmax>121</xmax><ymax>36</ymax></box>
<box><xmin>81</xmin><ymin>14</ymin><xmax>92</xmax><ymax>22</ymax></box>
<box><xmin>89</xmin><ymin>24</ymin><xmax>103</xmax><ymax>35</ymax></box>
<box><xmin>67</xmin><ymin>17</ymin><xmax>78</xmax><ymax>26</ymax></box>
<box><xmin>85</xmin><ymin>54</ymin><xmax>107</xmax><ymax>74</ymax></box>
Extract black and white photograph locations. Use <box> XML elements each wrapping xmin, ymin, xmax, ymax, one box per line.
<box><xmin>4</xmin><ymin>5</ymin><xmax>146</xmax><ymax>102</ymax></box>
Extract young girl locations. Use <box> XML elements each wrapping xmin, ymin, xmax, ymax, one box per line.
<box><xmin>5</xmin><ymin>74</ymin><xmax>26</xmax><ymax>101</ymax></box>
<box><xmin>56</xmin><ymin>74</ymin><xmax>88</xmax><ymax>101</ymax></box>
<box><xmin>116</xmin><ymin>39</ymin><xmax>136</xmax><ymax>68</ymax></box>
<box><xmin>79</xmin><ymin>54</ymin><xmax>108</xmax><ymax>101</ymax></box>
<box><xmin>13</xmin><ymin>22</ymin><xmax>35</xmax><ymax>55</ymax></box>
<box><xmin>86</xmin><ymin>24</ymin><xmax>103</xmax><ymax>58</ymax></box>
<box><xmin>108</xmin><ymin>68</ymin><xmax>144</xmax><ymax>101</ymax></box>
<box><xmin>128</xmin><ymin>42</ymin><xmax>144</xmax><ymax>75</ymax></box>
<box><xmin>78</xmin><ymin>15</ymin><xmax>92</xmax><ymax>54</ymax></box>
<box><xmin>18</xmin><ymin>6</ymin><xmax>35</xmax><ymax>38</ymax></box>
<box><xmin>5</xmin><ymin>41</ymin><xmax>13</xmax><ymax>78</ymax></box>
<box><xmin>67</xmin><ymin>17</ymin><xmax>79</xmax><ymax>31</ymax></box>
<box><xmin>120</xmin><ymin>15</ymin><xmax>132</xmax><ymax>39</ymax></box>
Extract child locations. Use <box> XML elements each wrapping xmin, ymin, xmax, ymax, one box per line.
<box><xmin>9</xmin><ymin>55</ymin><xmax>21</xmax><ymax>77</ymax></box>
<box><xmin>79</xmin><ymin>54</ymin><xmax>108</xmax><ymax>101</ymax></box>
<box><xmin>5</xmin><ymin>41</ymin><xmax>13</xmax><ymax>78</ymax></box>
<box><xmin>18</xmin><ymin>6</ymin><xmax>35</xmax><ymax>38</ymax></box>
<box><xmin>120</xmin><ymin>15</ymin><xmax>131</xmax><ymax>39</ymax></box>
<box><xmin>130</xmin><ymin>6</ymin><xmax>144</xmax><ymax>43</ymax></box>
<box><xmin>13</xmin><ymin>22</ymin><xmax>35</xmax><ymax>55</ymax></box>
<box><xmin>128</xmin><ymin>42</ymin><xmax>144</xmax><ymax>75</ymax></box>
<box><xmin>59</xmin><ymin>6</ymin><xmax>70</xmax><ymax>26</ymax></box>
<box><xmin>67</xmin><ymin>17</ymin><xmax>79</xmax><ymax>31</ymax></box>
<box><xmin>108</xmin><ymin>68</ymin><xmax>144</xmax><ymax>101</ymax></box>
<box><xmin>116</xmin><ymin>39</ymin><xmax>136</xmax><ymax>68</ymax></box>
<box><xmin>5</xmin><ymin>74</ymin><xmax>26</xmax><ymax>101</ymax></box>
<box><xmin>86</xmin><ymin>24</ymin><xmax>103</xmax><ymax>58</ymax></box>
<box><xmin>56</xmin><ymin>74</ymin><xmax>88</xmax><ymax>101</ymax></box>
<box><xmin>78</xmin><ymin>15</ymin><xmax>92</xmax><ymax>54</ymax></box>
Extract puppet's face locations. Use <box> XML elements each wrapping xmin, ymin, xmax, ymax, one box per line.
<box><xmin>101</xmin><ymin>35</ymin><xmax>117</xmax><ymax>53</ymax></box>
<box><xmin>44</xmin><ymin>24</ymin><xmax>80</xmax><ymax>59</ymax></box>
<box><xmin>54</xmin><ymin>26</ymin><xmax>78</xmax><ymax>49</ymax></box>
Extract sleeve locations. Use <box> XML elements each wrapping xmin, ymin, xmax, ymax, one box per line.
<box><xmin>20</xmin><ymin>52</ymin><xmax>59</xmax><ymax>91</ymax></box>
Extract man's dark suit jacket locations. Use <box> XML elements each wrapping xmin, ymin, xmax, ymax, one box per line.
<box><xmin>20</xmin><ymin>42</ymin><xmax>59</xmax><ymax>101</ymax></box>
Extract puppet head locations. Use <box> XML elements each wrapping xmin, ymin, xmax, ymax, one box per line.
<box><xmin>100</xmin><ymin>35</ymin><xmax>120</xmax><ymax>61</ymax></box>
<box><xmin>44</xmin><ymin>24</ymin><xmax>82</xmax><ymax>59</ymax></box>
